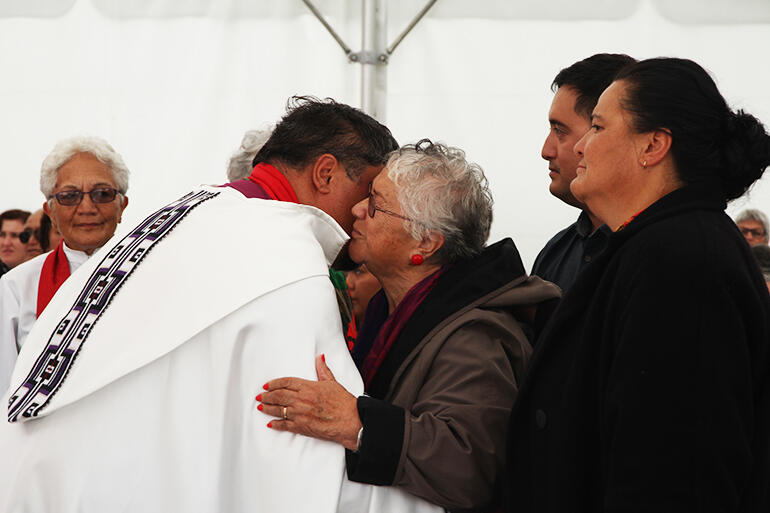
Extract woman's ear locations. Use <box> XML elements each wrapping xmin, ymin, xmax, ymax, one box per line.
<box><xmin>417</xmin><ymin>230</ymin><xmax>445</xmax><ymax>261</ymax></box>
<box><xmin>639</xmin><ymin>128</ymin><xmax>672</xmax><ymax>168</ymax></box>
<box><xmin>117</xmin><ymin>195</ymin><xmax>129</xmax><ymax>223</ymax></box>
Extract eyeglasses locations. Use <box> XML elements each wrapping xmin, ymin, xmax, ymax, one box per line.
<box><xmin>49</xmin><ymin>187</ymin><xmax>119</xmax><ymax>206</ymax></box>
<box><xmin>367</xmin><ymin>183</ymin><xmax>414</xmax><ymax>222</ymax></box>
<box><xmin>740</xmin><ymin>227</ymin><xmax>766</xmax><ymax>238</ymax></box>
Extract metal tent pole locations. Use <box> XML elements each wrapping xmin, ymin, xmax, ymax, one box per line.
<box><xmin>301</xmin><ymin>0</ymin><xmax>439</xmax><ymax>121</ymax></box>
<box><xmin>360</xmin><ymin>0</ymin><xmax>387</xmax><ymax>121</ymax></box>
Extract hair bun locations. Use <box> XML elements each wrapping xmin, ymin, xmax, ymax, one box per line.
<box><xmin>720</xmin><ymin>109</ymin><xmax>770</xmax><ymax>201</ymax></box>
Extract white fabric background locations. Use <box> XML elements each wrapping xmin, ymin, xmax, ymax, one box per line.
<box><xmin>1</xmin><ymin>0</ymin><xmax>769</xmax><ymax>268</ymax></box>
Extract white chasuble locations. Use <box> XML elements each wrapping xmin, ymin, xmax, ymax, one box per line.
<box><xmin>0</xmin><ymin>186</ymin><xmax>439</xmax><ymax>513</ymax></box>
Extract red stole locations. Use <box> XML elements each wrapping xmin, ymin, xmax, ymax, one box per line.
<box><xmin>246</xmin><ymin>163</ymin><xmax>299</xmax><ymax>203</ymax></box>
<box><xmin>37</xmin><ymin>241</ymin><xmax>71</xmax><ymax>317</ymax></box>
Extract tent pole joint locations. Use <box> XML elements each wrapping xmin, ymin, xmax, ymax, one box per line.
<box><xmin>348</xmin><ymin>51</ymin><xmax>389</xmax><ymax>64</ymax></box>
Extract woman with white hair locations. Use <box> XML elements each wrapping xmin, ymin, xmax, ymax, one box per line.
<box><xmin>736</xmin><ymin>208</ymin><xmax>769</xmax><ymax>246</ymax></box>
<box><xmin>258</xmin><ymin>140</ymin><xmax>560</xmax><ymax>511</ymax></box>
<box><xmin>0</xmin><ymin>135</ymin><xmax>129</xmax><ymax>393</ymax></box>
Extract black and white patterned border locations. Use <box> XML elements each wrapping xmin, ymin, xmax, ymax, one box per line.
<box><xmin>8</xmin><ymin>190</ymin><xmax>219</xmax><ymax>422</ymax></box>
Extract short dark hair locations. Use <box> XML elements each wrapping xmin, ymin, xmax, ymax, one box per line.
<box><xmin>552</xmin><ymin>53</ymin><xmax>637</xmax><ymax>118</ymax></box>
<box><xmin>615</xmin><ymin>57</ymin><xmax>770</xmax><ymax>202</ymax></box>
<box><xmin>0</xmin><ymin>209</ymin><xmax>30</xmax><ymax>226</ymax></box>
<box><xmin>253</xmin><ymin>96</ymin><xmax>398</xmax><ymax>180</ymax></box>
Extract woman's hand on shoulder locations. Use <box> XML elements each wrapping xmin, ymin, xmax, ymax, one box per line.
<box><xmin>257</xmin><ymin>355</ymin><xmax>363</xmax><ymax>451</ymax></box>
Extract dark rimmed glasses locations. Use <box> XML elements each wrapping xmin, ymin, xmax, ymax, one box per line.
<box><xmin>740</xmin><ymin>227</ymin><xmax>766</xmax><ymax>238</ymax></box>
<box><xmin>49</xmin><ymin>187</ymin><xmax>119</xmax><ymax>206</ymax></box>
<box><xmin>367</xmin><ymin>183</ymin><xmax>414</xmax><ymax>222</ymax></box>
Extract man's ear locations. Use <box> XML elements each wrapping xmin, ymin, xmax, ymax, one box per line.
<box><xmin>416</xmin><ymin>230</ymin><xmax>445</xmax><ymax>261</ymax></box>
<box><xmin>311</xmin><ymin>154</ymin><xmax>340</xmax><ymax>194</ymax></box>
<box><xmin>117</xmin><ymin>195</ymin><xmax>129</xmax><ymax>223</ymax></box>
<box><xmin>638</xmin><ymin>128</ymin><xmax>672</xmax><ymax>168</ymax></box>
<box><xmin>43</xmin><ymin>201</ymin><xmax>58</xmax><ymax>233</ymax></box>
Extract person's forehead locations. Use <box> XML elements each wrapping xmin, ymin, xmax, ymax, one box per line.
<box><xmin>25</xmin><ymin>211</ymin><xmax>43</xmax><ymax>227</ymax></box>
<box><xmin>550</xmin><ymin>87</ymin><xmax>590</xmax><ymax>127</ymax></box>
<box><xmin>551</xmin><ymin>86</ymin><xmax>579</xmax><ymax>112</ymax></box>
<box><xmin>372</xmin><ymin>171</ymin><xmax>394</xmax><ymax>193</ymax></box>
<box><xmin>359</xmin><ymin>164</ymin><xmax>383</xmax><ymax>184</ymax></box>
<box><xmin>594</xmin><ymin>81</ymin><xmax>623</xmax><ymax>114</ymax></box>
<box><xmin>55</xmin><ymin>154</ymin><xmax>115</xmax><ymax>187</ymax></box>
<box><xmin>1</xmin><ymin>219</ymin><xmax>23</xmax><ymax>232</ymax></box>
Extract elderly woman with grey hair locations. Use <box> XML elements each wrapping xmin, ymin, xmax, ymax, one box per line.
<box><xmin>0</xmin><ymin>136</ymin><xmax>129</xmax><ymax>393</ymax></box>
<box><xmin>736</xmin><ymin>208</ymin><xmax>769</xmax><ymax>246</ymax></box>
<box><xmin>258</xmin><ymin>140</ymin><xmax>560</xmax><ymax>511</ymax></box>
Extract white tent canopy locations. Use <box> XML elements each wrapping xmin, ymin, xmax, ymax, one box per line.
<box><xmin>2</xmin><ymin>0</ymin><xmax>769</xmax><ymax>267</ymax></box>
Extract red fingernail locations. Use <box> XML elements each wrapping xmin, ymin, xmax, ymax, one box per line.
<box><xmin>321</xmin><ymin>353</ymin><xmax>326</xmax><ymax>363</ymax></box>
<box><xmin>255</xmin><ymin>394</ymin><xmax>262</xmax><ymax>401</ymax></box>
<box><xmin>263</xmin><ymin>383</ymin><xmax>269</xmax><ymax>390</ymax></box>
<box><xmin>257</xmin><ymin>404</ymin><xmax>263</xmax><ymax>411</ymax></box>
<box><xmin>267</xmin><ymin>422</ymin><xmax>273</xmax><ymax>428</ymax></box>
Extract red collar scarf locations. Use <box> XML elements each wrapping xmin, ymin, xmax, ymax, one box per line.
<box><xmin>359</xmin><ymin>267</ymin><xmax>447</xmax><ymax>390</ymax></box>
<box><xmin>246</xmin><ymin>163</ymin><xmax>299</xmax><ymax>203</ymax></box>
<box><xmin>37</xmin><ymin>241</ymin><xmax>71</xmax><ymax>317</ymax></box>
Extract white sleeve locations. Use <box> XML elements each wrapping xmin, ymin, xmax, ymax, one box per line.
<box><xmin>0</xmin><ymin>275</ymin><xmax>21</xmax><ymax>395</ymax></box>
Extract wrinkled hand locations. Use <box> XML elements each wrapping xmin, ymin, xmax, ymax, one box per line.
<box><xmin>257</xmin><ymin>355</ymin><xmax>362</xmax><ymax>451</ymax></box>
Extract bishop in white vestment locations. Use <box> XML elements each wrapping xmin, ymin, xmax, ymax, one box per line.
<box><xmin>0</xmin><ymin>185</ymin><xmax>438</xmax><ymax>513</ymax></box>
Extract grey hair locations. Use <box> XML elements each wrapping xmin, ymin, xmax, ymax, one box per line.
<box><xmin>736</xmin><ymin>208</ymin><xmax>769</xmax><ymax>234</ymax></box>
<box><xmin>40</xmin><ymin>136</ymin><xmax>130</xmax><ymax>198</ymax></box>
<box><xmin>387</xmin><ymin>139</ymin><xmax>493</xmax><ymax>264</ymax></box>
<box><xmin>226</xmin><ymin>126</ymin><xmax>275</xmax><ymax>182</ymax></box>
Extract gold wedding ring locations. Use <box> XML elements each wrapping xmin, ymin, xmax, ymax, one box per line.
<box><xmin>282</xmin><ymin>406</ymin><xmax>288</xmax><ymax>420</ymax></box>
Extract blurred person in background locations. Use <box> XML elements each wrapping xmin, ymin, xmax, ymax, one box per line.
<box><xmin>19</xmin><ymin>210</ymin><xmax>45</xmax><ymax>260</ymax></box>
<box><xmin>226</xmin><ymin>126</ymin><xmax>275</xmax><ymax>182</ymax></box>
<box><xmin>0</xmin><ymin>136</ymin><xmax>129</xmax><ymax>393</ymax></box>
<box><xmin>20</xmin><ymin>209</ymin><xmax>61</xmax><ymax>261</ymax></box>
<box><xmin>344</xmin><ymin>263</ymin><xmax>381</xmax><ymax>344</ymax></box>
<box><xmin>0</xmin><ymin>209</ymin><xmax>31</xmax><ymax>277</ymax></box>
<box><xmin>735</xmin><ymin>208</ymin><xmax>769</xmax><ymax>246</ymax></box>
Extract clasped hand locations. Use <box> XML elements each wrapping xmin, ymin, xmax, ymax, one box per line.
<box><xmin>257</xmin><ymin>355</ymin><xmax>362</xmax><ymax>451</ymax></box>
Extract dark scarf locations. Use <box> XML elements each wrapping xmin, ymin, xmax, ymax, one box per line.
<box><xmin>355</xmin><ymin>267</ymin><xmax>447</xmax><ymax>391</ymax></box>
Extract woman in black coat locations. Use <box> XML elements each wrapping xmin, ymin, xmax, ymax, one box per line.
<box><xmin>505</xmin><ymin>58</ymin><xmax>770</xmax><ymax>513</ymax></box>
